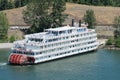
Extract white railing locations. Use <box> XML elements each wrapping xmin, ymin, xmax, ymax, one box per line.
<box><xmin>34</xmin><ymin>43</ymin><xmax>98</xmax><ymax>61</ymax></box>
<box><xmin>34</xmin><ymin>42</ymin><xmax>98</xmax><ymax>57</ymax></box>
<box><xmin>35</xmin><ymin>38</ymin><xmax>97</xmax><ymax>52</ymax></box>
<box><xmin>29</xmin><ymin>33</ymin><xmax>97</xmax><ymax>49</ymax></box>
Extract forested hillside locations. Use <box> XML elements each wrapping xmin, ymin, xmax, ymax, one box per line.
<box><xmin>65</xmin><ymin>0</ymin><xmax>120</xmax><ymax>7</ymax></box>
<box><xmin>3</xmin><ymin>3</ymin><xmax>120</xmax><ymax>26</ymax></box>
<box><xmin>0</xmin><ymin>0</ymin><xmax>119</xmax><ymax>11</ymax></box>
<box><xmin>65</xmin><ymin>3</ymin><xmax>120</xmax><ymax>25</ymax></box>
<box><xmin>0</xmin><ymin>0</ymin><xmax>31</xmax><ymax>10</ymax></box>
<box><xmin>0</xmin><ymin>0</ymin><xmax>120</xmax><ymax>26</ymax></box>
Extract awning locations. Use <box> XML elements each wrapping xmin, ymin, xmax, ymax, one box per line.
<box><xmin>9</xmin><ymin>54</ymin><xmax>27</xmax><ymax>65</ymax></box>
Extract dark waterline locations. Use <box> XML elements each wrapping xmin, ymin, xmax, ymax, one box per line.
<box><xmin>0</xmin><ymin>49</ymin><xmax>120</xmax><ymax>80</ymax></box>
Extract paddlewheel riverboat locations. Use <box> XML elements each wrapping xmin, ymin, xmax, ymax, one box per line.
<box><xmin>8</xmin><ymin>20</ymin><xmax>98</xmax><ymax>65</ymax></box>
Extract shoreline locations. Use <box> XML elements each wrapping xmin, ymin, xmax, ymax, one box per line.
<box><xmin>103</xmin><ymin>45</ymin><xmax>120</xmax><ymax>50</ymax></box>
<box><xmin>0</xmin><ymin>43</ymin><xmax>13</xmax><ymax>49</ymax></box>
<box><xmin>97</xmin><ymin>39</ymin><xmax>120</xmax><ymax>50</ymax></box>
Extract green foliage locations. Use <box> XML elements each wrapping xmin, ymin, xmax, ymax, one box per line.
<box><xmin>115</xmin><ymin>37</ymin><xmax>120</xmax><ymax>48</ymax></box>
<box><xmin>23</xmin><ymin>0</ymin><xmax>67</xmax><ymax>33</ymax></box>
<box><xmin>0</xmin><ymin>0</ymin><xmax>8</xmax><ymax>10</ymax></box>
<box><xmin>15</xmin><ymin>0</ymin><xmax>30</xmax><ymax>8</ymax></box>
<box><xmin>0</xmin><ymin>12</ymin><xmax>8</xmax><ymax>41</ymax></box>
<box><xmin>0</xmin><ymin>0</ymin><xmax>120</xmax><ymax>11</ymax></box>
<box><xmin>7</xmin><ymin>1</ymin><xmax>15</xmax><ymax>9</ymax></box>
<box><xmin>66</xmin><ymin>0</ymin><xmax>120</xmax><ymax>7</ymax></box>
<box><xmin>106</xmin><ymin>37</ymin><xmax>114</xmax><ymax>45</ymax></box>
<box><xmin>103</xmin><ymin>0</ymin><xmax>115</xmax><ymax>6</ymax></box>
<box><xmin>83</xmin><ymin>9</ymin><xmax>96</xmax><ymax>29</ymax></box>
<box><xmin>0</xmin><ymin>0</ymin><xmax>15</xmax><ymax>10</ymax></box>
<box><xmin>9</xmin><ymin>35</ymin><xmax>16</xmax><ymax>43</ymax></box>
<box><xmin>113</xmin><ymin>16</ymin><xmax>120</xmax><ymax>39</ymax></box>
<box><xmin>0</xmin><ymin>0</ymin><xmax>31</xmax><ymax>11</ymax></box>
<box><xmin>105</xmin><ymin>16</ymin><xmax>120</xmax><ymax>48</ymax></box>
<box><xmin>51</xmin><ymin>0</ymin><xmax>67</xmax><ymax>28</ymax></box>
<box><xmin>23</xmin><ymin>1</ymin><xmax>52</xmax><ymax>33</ymax></box>
<box><xmin>112</xmin><ymin>16</ymin><xmax>120</xmax><ymax>48</ymax></box>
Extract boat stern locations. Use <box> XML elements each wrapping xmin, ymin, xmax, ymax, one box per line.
<box><xmin>8</xmin><ymin>54</ymin><xmax>35</xmax><ymax>65</ymax></box>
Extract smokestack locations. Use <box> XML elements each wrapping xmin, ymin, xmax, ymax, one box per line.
<box><xmin>72</xmin><ymin>19</ymin><xmax>74</xmax><ymax>26</ymax></box>
<box><xmin>79</xmin><ymin>20</ymin><xmax>81</xmax><ymax>27</ymax></box>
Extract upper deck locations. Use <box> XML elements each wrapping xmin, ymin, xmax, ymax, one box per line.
<box><xmin>25</xmin><ymin>25</ymin><xmax>89</xmax><ymax>39</ymax></box>
<box><xmin>13</xmin><ymin>24</ymin><xmax>96</xmax><ymax>51</ymax></box>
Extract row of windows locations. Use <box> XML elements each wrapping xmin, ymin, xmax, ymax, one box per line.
<box><xmin>36</xmin><ymin>51</ymin><xmax>68</xmax><ymax>60</ymax></box>
<box><xmin>36</xmin><ymin>41</ymin><xmax>96</xmax><ymax>55</ymax></box>
<box><xmin>12</xmin><ymin>50</ymin><xmax>34</xmax><ymax>55</ymax></box>
<box><xmin>29</xmin><ymin>38</ymin><xmax>43</xmax><ymax>42</ymax></box>
<box><xmin>48</xmin><ymin>29</ymin><xmax>73</xmax><ymax>36</ymax></box>
<box><xmin>13</xmin><ymin>42</ymin><xmax>97</xmax><ymax>57</ymax></box>
<box><xmin>48</xmin><ymin>28</ymin><xmax>87</xmax><ymax>36</ymax></box>
<box><xmin>46</xmin><ymin>32</ymin><xmax>96</xmax><ymax>42</ymax></box>
<box><xmin>35</xmin><ymin>45</ymin><xmax>97</xmax><ymax>61</ymax></box>
<box><xmin>40</xmin><ymin>36</ymin><xmax>96</xmax><ymax>49</ymax></box>
<box><xmin>77</xmin><ymin>28</ymin><xmax>86</xmax><ymax>32</ymax></box>
<box><xmin>23</xmin><ymin>35</ymin><xmax>96</xmax><ymax>54</ymax></box>
<box><xmin>28</xmin><ymin>31</ymin><xmax>96</xmax><ymax>43</ymax></box>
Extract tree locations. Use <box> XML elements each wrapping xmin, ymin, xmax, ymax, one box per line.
<box><xmin>23</xmin><ymin>1</ymin><xmax>52</xmax><ymax>33</ymax></box>
<box><xmin>50</xmin><ymin>0</ymin><xmax>67</xmax><ymax>28</ymax></box>
<box><xmin>23</xmin><ymin>0</ymin><xmax>67</xmax><ymax>33</ymax></box>
<box><xmin>15</xmin><ymin>0</ymin><xmax>31</xmax><ymax>8</ymax></box>
<box><xmin>115</xmin><ymin>37</ymin><xmax>120</xmax><ymax>48</ymax></box>
<box><xmin>21</xmin><ymin>0</ymin><xmax>31</xmax><ymax>6</ymax></box>
<box><xmin>106</xmin><ymin>37</ymin><xmax>114</xmax><ymax>45</ymax></box>
<box><xmin>9</xmin><ymin>35</ymin><xmax>16</xmax><ymax>43</ymax></box>
<box><xmin>65</xmin><ymin>0</ymin><xmax>119</xmax><ymax>7</ymax></box>
<box><xmin>83</xmin><ymin>9</ymin><xmax>96</xmax><ymax>29</ymax></box>
<box><xmin>91</xmin><ymin>0</ymin><xmax>102</xmax><ymax>6</ymax></box>
<box><xmin>0</xmin><ymin>0</ymin><xmax>8</xmax><ymax>10</ymax></box>
<box><xmin>14</xmin><ymin>0</ymin><xmax>22</xmax><ymax>7</ymax></box>
<box><xmin>113</xmin><ymin>16</ymin><xmax>120</xmax><ymax>39</ymax></box>
<box><xmin>103</xmin><ymin>0</ymin><xmax>114</xmax><ymax>6</ymax></box>
<box><xmin>7</xmin><ymin>0</ymin><xmax>15</xmax><ymax>9</ymax></box>
<box><xmin>0</xmin><ymin>0</ymin><xmax>15</xmax><ymax>10</ymax></box>
<box><xmin>0</xmin><ymin>12</ymin><xmax>8</xmax><ymax>41</ymax></box>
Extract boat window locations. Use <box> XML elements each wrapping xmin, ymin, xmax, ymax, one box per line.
<box><xmin>48</xmin><ymin>38</ymin><xmax>59</xmax><ymax>42</ymax></box>
<box><xmin>40</xmin><ymin>46</ymin><xmax>43</xmax><ymax>48</ymax></box>
<box><xmin>77</xmin><ymin>29</ymin><xmax>81</xmax><ymax>32</ymax></box>
<box><xmin>59</xmin><ymin>31</ymin><xmax>62</xmax><ymax>34</ymax></box>
<box><xmin>12</xmin><ymin>50</ymin><xmax>16</xmax><ymax>53</ymax></box>
<box><xmin>68</xmin><ymin>30</ymin><xmax>72</xmax><ymax>33</ymax></box>
<box><xmin>83</xmin><ymin>28</ymin><xmax>86</xmax><ymax>31</ymax></box>
<box><xmin>52</xmin><ymin>31</ymin><xmax>58</xmax><ymax>36</ymax></box>
<box><xmin>38</xmin><ymin>39</ymin><xmax>43</xmax><ymax>42</ymax></box>
<box><xmin>28</xmin><ymin>52</ymin><xmax>34</xmax><ymax>55</ymax></box>
<box><xmin>59</xmin><ymin>30</ymin><xmax>66</xmax><ymax>34</ymax></box>
<box><xmin>66</xmin><ymin>36</ymin><xmax>69</xmax><ymax>39</ymax></box>
<box><xmin>29</xmin><ymin>38</ymin><xmax>43</xmax><ymax>42</ymax></box>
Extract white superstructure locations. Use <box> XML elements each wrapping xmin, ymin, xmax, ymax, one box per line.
<box><xmin>8</xmin><ymin>23</ymin><xmax>98</xmax><ymax>65</ymax></box>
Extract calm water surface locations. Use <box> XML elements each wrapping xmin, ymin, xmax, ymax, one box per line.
<box><xmin>0</xmin><ymin>49</ymin><xmax>120</xmax><ymax>80</ymax></box>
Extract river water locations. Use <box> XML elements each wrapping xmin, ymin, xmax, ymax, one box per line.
<box><xmin>0</xmin><ymin>49</ymin><xmax>120</xmax><ymax>80</ymax></box>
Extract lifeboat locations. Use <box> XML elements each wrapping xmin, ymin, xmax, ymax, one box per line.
<box><xmin>8</xmin><ymin>54</ymin><xmax>35</xmax><ymax>65</ymax></box>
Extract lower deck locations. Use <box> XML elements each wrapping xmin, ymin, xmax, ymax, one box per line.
<box><xmin>34</xmin><ymin>45</ymin><xmax>98</xmax><ymax>64</ymax></box>
<box><xmin>9</xmin><ymin>46</ymin><xmax>97</xmax><ymax>65</ymax></box>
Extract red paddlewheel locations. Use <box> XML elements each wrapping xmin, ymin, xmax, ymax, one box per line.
<box><xmin>9</xmin><ymin>54</ymin><xmax>27</xmax><ymax>65</ymax></box>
